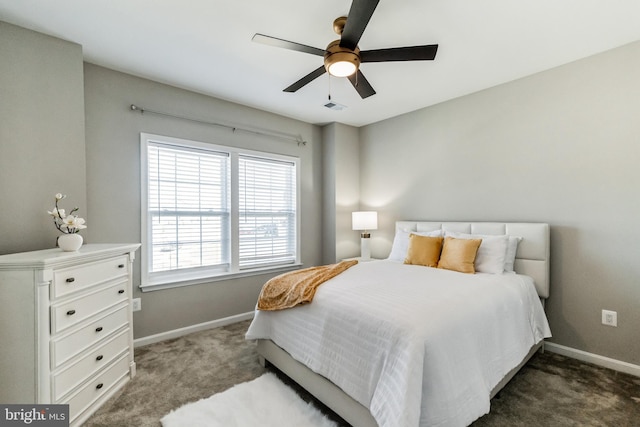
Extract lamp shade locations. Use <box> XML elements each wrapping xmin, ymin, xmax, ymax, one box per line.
<box><xmin>327</xmin><ymin>59</ymin><xmax>357</xmax><ymax>77</ymax></box>
<box><xmin>352</xmin><ymin>211</ymin><xmax>378</xmax><ymax>231</ymax></box>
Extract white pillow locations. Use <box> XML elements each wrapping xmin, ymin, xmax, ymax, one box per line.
<box><xmin>504</xmin><ymin>236</ymin><xmax>523</xmax><ymax>273</ymax></box>
<box><xmin>445</xmin><ymin>232</ymin><xmax>509</xmax><ymax>274</ymax></box>
<box><xmin>387</xmin><ymin>229</ymin><xmax>442</xmax><ymax>262</ymax></box>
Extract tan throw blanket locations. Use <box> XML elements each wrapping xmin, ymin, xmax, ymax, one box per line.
<box><xmin>257</xmin><ymin>260</ymin><xmax>358</xmax><ymax>311</ymax></box>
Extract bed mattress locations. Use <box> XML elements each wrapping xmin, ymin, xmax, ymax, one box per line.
<box><xmin>246</xmin><ymin>260</ymin><xmax>551</xmax><ymax>427</ymax></box>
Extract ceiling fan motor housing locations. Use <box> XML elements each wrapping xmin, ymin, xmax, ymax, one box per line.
<box><xmin>324</xmin><ymin>39</ymin><xmax>361</xmax><ymax>76</ymax></box>
<box><xmin>333</xmin><ymin>16</ymin><xmax>348</xmax><ymax>35</ymax></box>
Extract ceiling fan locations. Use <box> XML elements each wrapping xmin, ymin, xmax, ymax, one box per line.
<box><xmin>252</xmin><ymin>0</ymin><xmax>438</xmax><ymax>99</ymax></box>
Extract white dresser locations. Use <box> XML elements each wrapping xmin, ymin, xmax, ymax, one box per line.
<box><xmin>0</xmin><ymin>243</ymin><xmax>140</xmax><ymax>426</ymax></box>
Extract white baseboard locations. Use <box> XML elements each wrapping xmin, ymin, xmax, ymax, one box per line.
<box><xmin>133</xmin><ymin>311</ymin><xmax>255</xmax><ymax>348</ymax></box>
<box><xmin>545</xmin><ymin>342</ymin><xmax>640</xmax><ymax>378</ymax></box>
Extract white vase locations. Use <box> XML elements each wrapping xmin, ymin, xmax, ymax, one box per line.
<box><xmin>58</xmin><ymin>233</ymin><xmax>83</xmax><ymax>252</ymax></box>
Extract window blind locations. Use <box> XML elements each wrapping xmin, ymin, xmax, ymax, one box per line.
<box><xmin>238</xmin><ymin>155</ymin><xmax>297</xmax><ymax>268</ymax></box>
<box><xmin>147</xmin><ymin>142</ymin><xmax>230</xmax><ymax>273</ymax></box>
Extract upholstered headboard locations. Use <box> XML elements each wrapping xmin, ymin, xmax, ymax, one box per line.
<box><xmin>395</xmin><ymin>221</ymin><xmax>550</xmax><ymax>299</ymax></box>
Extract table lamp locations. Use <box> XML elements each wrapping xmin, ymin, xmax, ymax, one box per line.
<box><xmin>352</xmin><ymin>211</ymin><xmax>378</xmax><ymax>260</ymax></box>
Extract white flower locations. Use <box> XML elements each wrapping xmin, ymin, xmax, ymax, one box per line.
<box><xmin>47</xmin><ymin>207</ymin><xmax>66</xmax><ymax>218</ymax></box>
<box><xmin>48</xmin><ymin>193</ymin><xmax>86</xmax><ymax>234</ymax></box>
<box><xmin>74</xmin><ymin>217</ymin><xmax>87</xmax><ymax>230</ymax></box>
<box><xmin>61</xmin><ymin>215</ymin><xmax>87</xmax><ymax>232</ymax></box>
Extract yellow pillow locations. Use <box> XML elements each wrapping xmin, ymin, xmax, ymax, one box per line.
<box><xmin>437</xmin><ymin>236</ymin><xmax>482</xmax><ymax>274</ymax></box>
<box><xmin>404</xmin><ymin>234</ymin><xmax>444</xmax><ymax>267</ymax></box>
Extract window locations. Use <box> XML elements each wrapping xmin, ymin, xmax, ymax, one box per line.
<box><xmin>239</xmin><ymin>155</ymin><xmax>297</xmax><ymax>268</ymax></box>
<box><xmin>141</xmin><ymin>133</ymin><xmax>300</xmax><ymax>290</ymax></box>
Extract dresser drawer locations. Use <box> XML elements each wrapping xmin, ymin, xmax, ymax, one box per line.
<box><xmin>53</xmin><ymin>330</ymin><xmax>129</xmax><ymax>401</ymax></box>
<box><xmin>51</xmin><ymin>281</ymin><xmax>128</xmax><ymax>334</ymax></box>
<box><xmin>63</xmin><ymin>354</ymin><xmax>130</xmax><ymax>423</ymax></box>
<box><xmin>52</xmin><ymin>306</ymin><xmax>128</xmax><ymax>369</ymax></box>
<box><xmin>52</xmin><ymin>255</ymin><xmax>129</xmax><ymax>299</ymax></box>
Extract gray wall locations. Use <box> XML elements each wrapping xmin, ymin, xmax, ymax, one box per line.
<box><xmin>322</xmin><ymin>122</ymin><xmax>361</xmax><ymax>264</ymax></box>
<box><xmin>83</xmin><ymin>64</ymin><xmax>323</xmax><ymax>338</ymax></box>
<box><xmin>359</xmin><ymin>41</ymin><xmax>640</xmax><ymax>365</ymax></box>
<box><xmin>0</xmin><ymin>21</ymin><xmax>86</xmax><ymax>254</ymax></box>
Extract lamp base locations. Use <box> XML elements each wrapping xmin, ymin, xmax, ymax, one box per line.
<box><xmin>360</xmin><ymin>235</ymin><xmax>371</xmax><ymax>260</ymax></box>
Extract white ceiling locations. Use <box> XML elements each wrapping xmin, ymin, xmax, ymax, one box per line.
<box><xmin>1</xmin><ymin>0</ymin><xmax>639</xmax><ymax>127</ymax></box>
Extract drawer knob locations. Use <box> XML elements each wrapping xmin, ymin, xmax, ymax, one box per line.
<box><xmin>96</xmin><ymin>383</ymin><xmax>104</xmax><ymax>390</ymax></box>
<box><xmin>66</xmin><ymin>278</ymin><xmax>75</xmax><ymax>283</ymax></box>
<box><xmin>66</xmin><ymin>309</ymin><xmax>76</xmax><ymax>316</ymax></box>
<box><xmin>95</xmin><ymin>326</ymin><xmax>103</xmax><ymax>332</ymax></box>
<box><xmin>118</xmin><ymin>264</ymin><xmax>125</xmax><ymax>268</ymax></box>
<box><xmin>96</xmin><ymin>355</ymin><xmax>104</xmax><ymax>361</ymax></box>
<box><xmin>118</xmin><ymin>289</ymin><xmax>125</xmax><ymax>294</ymax></box>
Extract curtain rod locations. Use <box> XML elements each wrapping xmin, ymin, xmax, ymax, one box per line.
<box><xmin>129</xmin><ymin>104</ymin><xmax>307</xmax><ymax>146</ymax></box>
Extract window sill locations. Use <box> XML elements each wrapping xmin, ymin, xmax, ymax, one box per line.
<box><xmin>139</xmin><ymin>263</ymin><xmax>304</xmax><ymax>292</ymax></box>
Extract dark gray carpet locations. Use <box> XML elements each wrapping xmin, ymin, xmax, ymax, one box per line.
<box><xmin>85</xmin><ymin>320</ymin><xmax>640</xmax><ymax>427</ymax></box>
<box><xmin>84</xmin><ymin>321</ymin><xmax>265</xmax><ymax>427</ymax></box>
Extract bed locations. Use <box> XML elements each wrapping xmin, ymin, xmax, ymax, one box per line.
<box><xmin>246</xmin><ymin>221</ymin><xmax>552</xmax><ymax>427</ymax></box>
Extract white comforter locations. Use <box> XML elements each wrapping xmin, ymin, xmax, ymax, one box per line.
<box><xmin>246</xmin><ymin>260</ymin><xmax>551</xmax><ymax>427</ymax></box>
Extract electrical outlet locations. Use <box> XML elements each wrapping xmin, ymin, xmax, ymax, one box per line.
<box><xmin>132</xmin><ymin>298</ymin><xmax>142</xmax><ymax>312</ymax></box>
<box><xmin>602</xmin><ymin>309</ymin><xmax>617</xmax><ymax>327</ymax></box>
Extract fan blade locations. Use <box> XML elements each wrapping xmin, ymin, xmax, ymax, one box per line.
<box><xmin>252</xmin><ymin>34</ymin><xmax>325</xmax><ymax>56</ymax></box>
<box><xmin>361</xmin><ymin>45</ymin><xmax>438</xmax><ymax>62</ymax></box>
<box><xmin>284</xmin><ymin>66</ymin><xmax>327</xmax><ymax>92</ymax></box>
<box><xmin>340</xmin><ymin>0</ymin><xmax>380</xmax><ymax>50</ymax></box>
<box><xmin>347</xmin><ymin>70</ymin><xmax>376</xmax><ymax>99</ymax></box>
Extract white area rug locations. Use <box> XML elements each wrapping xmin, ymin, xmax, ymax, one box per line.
<box><xmin>161</xmin><ymin>372</ymin><xmax>338</xmax><ymax>427</ymax></box>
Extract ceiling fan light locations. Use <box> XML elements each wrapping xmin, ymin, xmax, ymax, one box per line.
<box><xmin>328</xmin><ymin>60</ymin><xmax>357</xmax><ymax>77</ymax></box>
<box><xmin>324</xmin><ymin>40</ymin><xmax>360</xmax><ymax>77</ymax></box>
